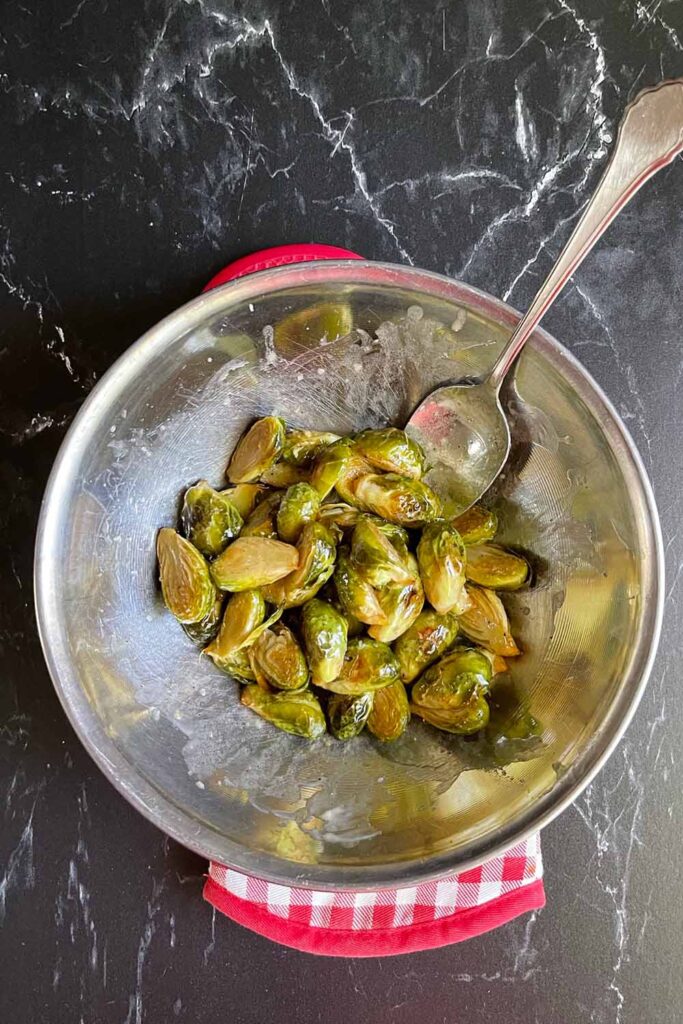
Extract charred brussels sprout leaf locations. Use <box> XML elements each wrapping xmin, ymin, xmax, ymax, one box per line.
<box><xmin>316</xmin><ymin>637</ymin><xmax>399</xmax><ymax>695</ymax></box>
<box><xmin>276</xmin><ymin>483</ymin><xmax>321</xmax><ymax>544</ymax></box>
<box><xmin>452</xmin><ymin>505</ymin><xmax>498</xmax><ymax>546</ymax></box>
<box><xmin>352</xmin><ymin>473</ymin><xmax>442</xmax><ymax>526</ymax></box>
<box><xmin>327</xmin><ymin>692</ymin><xmax>374</xmax><ymax>740</ymax></box>
<box><xmin>465</xmin><ymin>544</ymin><xmax>529</xmax><ymax>591</ymax></box>
<box><xmin>301</xmin><ymin>598</ymin><xmax>348</xmax><ymax>685</ymax></box>
<box><xmin>241</xmin><ymin>685</ymin><xmax>327</xmax><ymax>739</ymax></box>
<box><xmin>366</xmin><ymin>680</ymin><xmax>410</xmax><ymax>742</ymax></box>
<box><xmin>181</xmin><ymin>480</ymin><xmax>243</xmax><ymax>558</ymax></box>
<box><xmin>416</xmin><ymin>522</ymin><xmax>468</xmax><ymax>615</ymax></box>
<box><xmin>350</xmin><ymin>516</ymin><xmax>414</xmax><ymax>588</ymax></box>
<box><xmin>334</xmin><ymin>547</ymin><xmax>386</xmax><ymax>626</ymax></box>
<box><xmin>227</xmin><ymin>416</ymin><xmax>285</xmax><ymax>483</ymax></box>
<box><xmin>249</xmin><ymin>624</ymin><xmax>309</xmax><ymax>691</ymax></box>
<box><xmin>458</xmin><ymin>585</ymin><xmax>520</xmax><ymax>656</ymax></box>
<box><xmin>393</xmin><ymin>609</ymin><xmax>459</xmax><ymax>683</ymax></box>
<box><xmin>318</xmin><ymin>502</ymin><xmax>363</xmax><ymax>530</ymax></box>
<box><xmin>354</xmin><ymin>427</ymin><xmax>425</xmax><ymax>479</ymax></box>
<box><xmin>157</xmin><ymin>528</ymin><xmax>216</xmax><ymax>624</ymax></box>
<box><xmin>182</xmin><ymin>595</ymin><xmax>223</xmax><ymax>646</ymax></box>
<box><xmin>210</xmin><ymin>537</ymin><xmax>299</xmax><ymax>591</ymax></box>
<box><xmin>282</xmin><ymin>429</ymin><xmax>340</xmax><ymax>466</ymax></box>
<box><xmin>263</xmin><ymin>522</ymin><xmax>337</xmax><ymax>608</ymax></box>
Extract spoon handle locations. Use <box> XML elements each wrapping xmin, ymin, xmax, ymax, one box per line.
<box><xmin>487</xmin><ymin>78</ymin><xmax>683</xmax><ymax>392</ymax></box>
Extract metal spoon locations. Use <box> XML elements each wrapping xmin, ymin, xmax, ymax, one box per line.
<box><xmin>407</xmin><ymin>79</ymin><xmax>683</xmax><ymax>516</ymax></box>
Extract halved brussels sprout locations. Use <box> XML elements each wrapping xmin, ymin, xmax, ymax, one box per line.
<box><xmin>333</xmin><ymin>451</ymin><xmax>375</xmax><ymax>506</ymax></box>
<box><xmin>368</xmin><ymin>576</ymin><xmax>424</xmax><ymax>644</ymax></box>
<box><xmin>334</xmin><ymin>547</ymin><xmax>386</xmax><ymax>626</ymax></box>
<box><xmin>181</xmin><ymin>480</ymin><xmax>243</xmax><ymax>558</ymax></box>
<box><xmin>157</xmin><ymin>528</ymin><xmax>216</xmax><ymax>624</ymax></box>
<box><xmin>411</xmin><ymin>686</ymin><xmax>490</xmax><ymax>735</ymax></box>
<box><xmin>220</xmin><ymin>483</ymin><xmax>269</xmax><ymax>519</ymax></box>
<box><xmin>458</xmin><ymin>585</ymin><xmax>520</xmax><ymax>656</ymax></box>
<box><xmin>227</xmin><ymin>416</ymin><xmax>285</xmax><ymax>483</ymax></box>
<box><xmin>210</xmin><ymin>537</ymin><xmax>299</xmax><ymax>592</ymax></box>
<box><xmin>354</xmin><ymin>427</ymin><xmax>425</xmax><ymax>479</ymax></box>
<box><xmin>452</xmin><ymin>505</ymin><xmax>498</xmax><ymax>546</ymax></box>
<box><xmin>260</xmin><ymin>462</ymin><xmax>311</xmax><ymax>488</ymax></box>
<box><xmin>411</xmin><ymin>650</ymin><xmax>490</xmax><ymax>709</ymax></box>
<box><xmin>183</xmin><ymin>594</ymin><xmax>223</xmax><ymax>646</ymax></box>
<box><xmin>276</xmin><ymin>483</ymin><xmax>321</xmax><ymax>544</ymax></box>
<box><xmin>374</xmin><ymin>519</ymin><xmax>410</xmax><ymax>560</ymax></box>
<box><xmin>318</xmin><ymin>502</ymin><xmax>362</xmax><ymax>530</ymax></box>
<box><xmin>249</xmin><ymin>624</ymin><xmax>309</xmax><ymax>691</ymax></box>
<box><xmin>327</xmin><ymin>692</ymin><xmax>374</xmax><ymax>740</ymax></box>
<box><xmin>366</xmin><ymin>680</ymin><xmax>410</xmax><ymax>742</ymax></box>
<box><xmin>416</xmin><ymin>521</ymin><xmax>468</xmax><ymax>615</ymax></box>
<box><xmin>263</xmin><ymin>522</ymin><xmax>336</xmax><ymax>608</ymax></box>
<box><xmin>240</xmin><ymin>491</ymin><xmax>282</xmax><ymax>538</ymax></box>
<box><xmin>393</xmin><ymin>609</ymin><xmax>459</xmax><ymax>683</ymax></box>
<box><xmin>310</xmin><ymin>440</ymin><xmax>354</xmax><ymax>499</ymax></box>
<box><xmin>301</xmin><ymin>598</ymin><xmax>348</xmax><ymax>686</ymax></box>
<box><xmin>465</xmin><ymin>544</ymin><xmax>529</xmax><ymax>591</ymax></box>
<box><xmin>316</xmin><ymin>637</ymin><xmax>399</xmax><ymax>695</ymax></box>
<box><xmin>352</xmin><ymin>473</ymin><xmax>442</xmax><ymax>526</ymax></box>
<box><xmin>217</xmin><ymin>645</ymin><xmax>257</xmax><ymax>682</ymax></box>
<box><xmin>350</xmin><ymin>517</ymin><xmax>414</xmax><ymax>588</ymax></box>
<box><xmin>282</xmin><ymin>429</ymin><xmax>340</xmax><ymax>466</ymax></box>
<box><xmin>241</xmin><ymin>685</ymin><xmax>326</xmax><ymax>739</ymax></box>
<box><xmin>204</xmin><ymin>589</ymin><xmax>266</xmax><ymax>667</ymax></box>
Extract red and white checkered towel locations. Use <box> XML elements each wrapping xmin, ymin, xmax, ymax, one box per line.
<box><xmin>204</xmin><ymin>834</ymin><xmax>544</xmax><ymax>956</ymax></box>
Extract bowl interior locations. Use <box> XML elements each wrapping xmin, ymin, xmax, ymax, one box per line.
<box><xmin>36</xmin><ymin>262</ymin><xmax>661</xmax><ymax>887</ymax></box>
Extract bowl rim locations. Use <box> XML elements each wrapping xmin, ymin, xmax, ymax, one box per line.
<box><xmin>34</xmin><ymin>259</ymin><xmax>665</xmax><ymax>890</ymax></box>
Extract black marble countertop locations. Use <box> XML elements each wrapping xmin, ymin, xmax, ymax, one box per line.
<box><xmin>2</xmin><ymin>2</ymin><xmax>682</xmax><ymax>1021</ymax></box>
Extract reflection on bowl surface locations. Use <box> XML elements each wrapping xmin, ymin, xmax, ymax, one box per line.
<box><xmin>35</xmin><ymin>261</ymin><xmax>663</xmax><ymax>889</ymax></box>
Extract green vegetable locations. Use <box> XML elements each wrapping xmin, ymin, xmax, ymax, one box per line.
<box><xmin>368</xmin><ymin>575</ymin><xmax>424</xmax><ymax>644</ymax></box>
<box><xmin>301</xmin><ymin>598</ymin><xmax>348</xmax><ymax>686</ymax></box>
<box><xmin>465</xmin><ymin>543</ymin><xmax>529</xmax><ymax>591</ymax></box>
<box><xmin>260</xmin><ymin>462</ymin><xmax>311</xmax><ymax>487</ymax></box>
<box><xmin>416</xmin><ymin>521</ymin><xmax>468</xmax><ymax>615</ymax></box>
<box><xmin>310</xmin><ymin>440</ymin><xmax>354</xmax><ymax>499</ymax></box>
<box><xmin>318</xmin><ymin>502</ymin><xmax>363</xmax><ymax>530</ymax></box>
<box><xmin>227</xmin><ymin>416</ymin><xmax>286</xmax><ymax>483</ymax></box>
<box><xmin>393</xmin><ymin>608</ymin><xmax>459</xmax><ymax>683</ymax></box>
<box><xmin>263</xmin><ymin>522</ymin><xmax>336</xmax><ymax>608</ymax></box>
<box><xmin>240</xmin><ymin>491</ymin><xmax>282</xmax><ymax>538</ymax></box>
<box><xmin>276</xmin><ymin>483</ymin><xmax>321</xmax><ymax>544</ymax></box>
<box><xmin>411</xmin><ymin>690</ymin><xmax>490</xmax><ymax>735</ymax></box>
<box><xmin>181</xmin><ymin>480</ymin><xmax>243</xmax><ymax>558</ymax></box>
<box><xmin>352</xmin><ymin>473</ymin><xmax>442</xmax><ymax>526</ymax></box>
<box><xmin>411</xmin><ymin>649</ymin><xmax>491</xmax><ymax>709</ymax></box>
<box><xmin>327</xmin><ymin>692</ymin><xmax>374</xmax><ymax>740</ymax></box>
<box><xmin>282</xmin><ymin>429</ymin><xmax>340</xmax><ymax>466</ymax></box>
<box><xmin>366</xmin><ymin>680</ymin><xmax>410</xmax><ymax>741</ymax></box>
<box><xmin>334</xmin><ymin>547</ymin><xmax>386</xmax><ymax>626</ymax></box>
<box><xmin>182</xmin><ymin>594</ymin><xmax>223</xmax><ymax>646</ymax></box>
<box><xmin>354</xmin><ymin>427</ymin><xmax>425</xmax><ymax>479</ymax></box>
<box><xmin>219</xmin><ymin>483</ymin><xmax>269</xmax><ymax>519</ymax></box>
<box><xmin>157</xmin><ymin>528</ymin><xmax>216</xmax><ymax>624</ymax></box>
<box><xmin>316</xmin><ymin>637</ymin><xmax>399</xmax><ymax>695</ymax></box>
<box><xmin>210</xmin><ymin>537</ymin><xmax>299</xmax><ymax>591</ymax></box>
<box><xmin>249</xmin><ymin>624</ymin><xmax>309</xmax><ymax>691</ymax></box>
<box><xmin>241</xmin><ymin>685</ymin><xmax>327</xmax><ymax>739</ymax></box>
<box><xmin>451</xmin><ymin>505</ymin><xmax>498</xmax><ymax>546</ymax></box>
<box><xmin>204</xmin><ymin>589</ymin><xmax>266</xmax><ymax>668</ymax></box>
<box><xmin>458</xmin><ymin>585</ymin><xmax>520</xmax><ymax>656</ymax></box>
<box><xmin>350</xmin><ymin>516</ymin><xmax>414</xmax><ymax>588</ymax></box>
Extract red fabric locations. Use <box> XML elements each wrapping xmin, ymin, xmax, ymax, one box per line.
<box><xmin>203</xmin><ymin>243</ymin><xmax>363</xmax><ymax>290</ymax></box>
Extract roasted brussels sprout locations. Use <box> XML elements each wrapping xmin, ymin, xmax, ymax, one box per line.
<box><xmin>316</xmin><ymin>637</ymin><xmax>399</xmax><ymax>695</ymax></box>
<box><xmin>227</xmin><ymin>416</ymin><xmax>285</xmax><ymax>483</ymax></box>
<box><xmin>318</xmin><ymin>502</ymin><xmax>362</xmax><ymax>530</ymax></box>
<box><xmin>240</xmin><ymin>491</ymin><xmax>282</xmax><ymax>538</ymax></box>
<box><xmin>181</xmin><ymin>480</ymin><xmax>243</xmax><ymax>558</ymax></box>
<box><xmin>465</xmin><ymin>544</ymin><xmax>529</xmax><ymax>591</ymax></box>
<box><xmin>451</xmin><ymin>505</ymin><xmax>498</xmax><ymax>546</ymax></box>
<box><xmin>216</xmin><ymin>645</ymin><xmax>257</xmax><ymax>682</ymax></box>
<box><xmin>204</xmin><ymin>589</ymin><xmax>266</xmax><ymax>667</ymax></box>
<box><xmin>411</xmin><ymin>649</ymin><xmax>490</xmax><ymax>709</ymax></box>
<box><xmin>411</xmin><ymin>687</ymin><xmax>490</xmax><ymax>735</ymax></box>
<box><xmin>210</xmin><ymin>537</ymin><xmax>299</xmax><ymax>592</ymax></box>
<box><xmin>416</xmin><ymin>521</ymin><xmax>468</xmax><ymax>615</ymax></box>
<box><xmin>374</xmin><ymin>519</ymin><xmax>410</xmax><ymax>560</ymax></box>
<box><xmin>157</xmin><ymin>528</ymin><xmax>216</xmax><ymax>624</ymax></box>
<box><xmin>241</xmin><ymin>685</ymin><xmax>327</xmax><ymax>739</ymax></box>
<box><xmin>327</xmin><ymin>692</ymin><xmax>374</xmax><ymax>740</ymax></box>
<box><xmin>354</xmin><ymin>427</ymin><xmax>425</xmax><ymax>479</ymax></box>
<box><xmin>282</xmin><ymin>429</ymin><xmax>340</xmax><ymax>466</ymax></box>
<box><xmin>350</xmin><ymin>516</ymin><xmax>414</xmax><ymax>588</ymax></box>
<box><xmin>366</xmin><ymin>680</ymin><xmax>410</xmax><ymax>741</ymax></box>
<box><xmin>183</xmin><ymin>595</ymin><xmax>223</xmax><ymax>646</ymax></box>
<box><xmin>276</xmin><ymin>483</ymin><xmax>321</xmax><ymax>544</ymax></box>
<box><xmin>334</xmin><ymin>547</ymin><xmax>386</xmax><ymax>626</ymax></box>
<box><xmin>352</xmin><ymin>474</ymin><xmax>442</xmax><ymax>526</ymax></box>
<box><xmin>393</xmin><ymin>608</ymin><xmax>459</xmax><ymax>683</ymax></box>
<box><xmin>310</xmin><ymin>440</ymin><xmax>354</xmax><ymax>499</ymax></box>
<box><xmin>220</xmin><ymin>483</ymin><xmax>269</xmax><ymax>519</ymax></box>
<box><xmin>249</xmin><ymin>624</ymin><xmax>309</xmax><ymax>691</ymax></box>
<box><xmin>260</xmin><ymin>462</ymin><xmax>311</xmax><ymax>488</ymax></box>
<box><xmin>301</xmin><ymin>598</ymin><xmax>348</xmax><ymax>686</ymax></box>
<box><xmin>368</xmin><ymin>576</ymin><xmax>424</xmax><ymax>644</ymax></box>
<box><xmin>263</xmin><ymin>522</ymin><xmax>336</xmax><ymax>608</ymax></box>
<box><xmin>479</xmin><ymin>649</ymin><xmax>509</xmax><ymax>676</ymax></box>
<box><xmin>458</xmin><ymin>585</ymin><xmax>520</xmax><ymax>656</ymax></box>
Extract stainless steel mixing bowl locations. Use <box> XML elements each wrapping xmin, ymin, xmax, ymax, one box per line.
<box><xmin>34</xmin><ymin>261</ymin><xmax>664</xmax><ymax>889</ymax></box>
